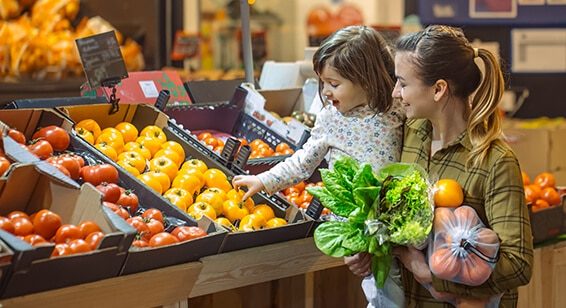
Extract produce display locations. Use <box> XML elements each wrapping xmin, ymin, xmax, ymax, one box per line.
<box><xmin>195</xmin><ymin>131</ymin><xmax>295</xmax><ymax>159</ymax></box>
<box><xmin>522</xmin><ymin>171</ymin><xmax>563</xmax><ymax>211</ymax></box>
<box><xmin>308</xmin><ymin>157</ymin><xmax>433</xmax><ymax>287</ymax></box>
<box><xmin>0</xmin><ymin>0</ymin><xmax>144</xmax><ymax>80</ymax></box>
<box><xmin>75</xmin><ymin>119</ymin><xmax>292</xmax><ymax>232</ymax></box>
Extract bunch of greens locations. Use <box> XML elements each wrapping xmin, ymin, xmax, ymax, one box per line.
<box><xmin>306</xmin><ymin>157</ymin><xmax>433</xmax><ymax>288</ymax></box>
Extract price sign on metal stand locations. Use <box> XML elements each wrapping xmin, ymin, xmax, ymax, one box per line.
<box><xmin>75</xmin><ymin>31</ymin><xmax>129</xmax><ymax>113</ymax></box>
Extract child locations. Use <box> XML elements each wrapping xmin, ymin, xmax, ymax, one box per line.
<box><xmin>232</xmin><ymin>25</ymin><xmax>406</xmax><ymax>307</ymax></box>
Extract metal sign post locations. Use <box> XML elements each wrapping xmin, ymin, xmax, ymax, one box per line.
<box><xmin>240</xmin><ymin>0</ymin><xmax>254</xmax><ymax>85</ymax></box>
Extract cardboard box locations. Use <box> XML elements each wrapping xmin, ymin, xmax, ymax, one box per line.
<box><xmin>504</xmin><ymin>121</ymin><xmax>566</xmax><ymax>185</ymax></box>
<box><xmin>259</xmin><ymin>88</ymin><xmax>303</xmax><ymax>117</ymax></box>
<box><xmin>0</xmin><ymin>163</ymin><xmax>135</xmax><ymax>298</ymax></box>
<box><xmin>56</xmin><ymin>103</ymin><xmax>228</xmax><ymax>275</ymax></box>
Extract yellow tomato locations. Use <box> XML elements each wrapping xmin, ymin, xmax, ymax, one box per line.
<box><xmin>203</xmin><ymin>168</ymin><xmax>228</xmax><ymax>188</ymax></box>
<box><xmin>76</xmin><ymin>119</ymin><xmax>101</xmax><ymax>140</ymax></box>
<box><xmin>154</xmin><ymin>148</ymin><xmax>183</xmax><ymax>167</ymax></box>
<box><xmin>164</xmin><ymin>188</ymin><xmax>193</xmax><ymax>211</ymax></box>
<box><xmin>201</xmin><ymin>187</ymin><xmax>227</xmax><ymax>200</ymax></box>
<box><xmin>100</xmin><ymin>127</ymin><xmax>122</xmax><ymax>138</ymax></box>
<box><xmin>118</xmin><ymin>151</ymin><xmax>147</xmax><ymax>173</ymax></box>
<box><xmin>226</xmin><ymin>189</ymin><xmax>255</xmax><ymax>212</ymax></box>
<box><xmin>196</xmin><ymin>192</ymin><xmax>225</xmax><ymax>216</ymax></box>
<box><xmin>252</xmin><ymin>204</ymin><xmax>275</xmax><ymax>221</ymax></box>
<box><xmin>215</xmin><ymin>217</ymin><xmax>236</xmax><ymax>231</ymax></box>
<box><xmin>187</xmin><ymin>202</ymin><xmax>217</xmax><ymax>220</ymax></box>
<box><xmin>238</xmin><ymin>213</ymin><xmax>266</xmax><ymax>232</ymax></box>
<box><xmin>181</xmin><ymin>159</ymin><xmax>208</xmax><ymax>174</ymax></box>
<box><xmin>148</xmin><ymin>156</ymin><xmax>178</xmax><ymax>181</ymax></box>
<box><xmin>222</xmin><ymin>199</ymin><xmax>249</xmax><ymax>223</ymax></box>
<box><xmin>265</xmin><ymin>217</ymin><xmax>288</xmax><ymax>228</ymax></box>
<box><xmin>95</xmin><ymin>142</ymin><xmax>118</xmax><ymax>161</ymax></box>
<box><xmin>137</xmin><ymin>173</ymin><xmax>163</xmax><ymax>195</ymax></box>
<box><xmin>140</xmin><ymin>125</ymin><xmax>167</xmax><ymax>144</ymax></box>
<box><xmin>145</xmin><ymin>170</ymin><xmax>171</xmax><ymax>192</ymax></box>
<box><xmin>117</xmin><ymin>160</ymin><xmax>141</xmax><ymax>177</ymax></box>
<box><xmin>96</xmin><ymin>132</ymin><xmax>124</xmax><ymax>154</ymax></box>
<box><xmin>123</xmin><ymin>142</ymin><xmax>152</xmax><ymax>160</ymax></box>
<box><xmin>161</xmin><ymin>141</ymin><xmax>185</xmax><ymax>162</ymax></box>
<box><xmin>172</xmin><ymin>174</ymin><xmax>202</xmax><ymax>195</ymax></box>
<box><xmin>136</xmin><ymin>136</ymin><xmax>162</xmax><ymax>157</ymax></box>
<box><xmin>115</xmin><ymin>122</ymin><xmax>139</xmax><ymax>143</ymax></box>
<box><xmin>76</xmin><ymin>127</ymin><xmax>94</xmax><ymax>145</ymax></box>
<box><xmin>177</xmin><ymin>168</ymin><xmax>205</xmax><ymax>187</ymax></box>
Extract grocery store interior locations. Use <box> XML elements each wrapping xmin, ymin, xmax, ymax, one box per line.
<box><xmin>0</xmin><ymin>0</ymin><xmax>565</xmax><ymax>307</ymax></box>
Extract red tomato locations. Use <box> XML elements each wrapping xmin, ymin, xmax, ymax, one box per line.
<box><xmin>32</xmin><ymin>125</ymin><xmax>70</xmax><ymax>152</ymax></box>
<box><xmin>0</xmin><ymin>216</ymin><xmax>15</xmax><ymax>234</ymax></box>
<box><xmin>146</xmin><ymin>219</ymin><xmax>165</xmax><ymax>237</ymax></box>
<box><xmin>126</xmin><ymin>217</ymin><xmax>151</xmax><ymax>241</ymax></box>
<box><xmin>68</xmin><ymin>239</ymin><xmax>92</xmax><ymax>254</ymax></box>
<box><xmin>12</xmin><ymin>217</ymin><xmax>34</xmax><ymax>236</ymax></box>
<box><xmin>458</xmin><ymin>253</ymin><xmax>493</xmax><ymax>286</ymax></box>
<box><xmin>116</xmin><ymin>190</ymin><xmax>139</xmax><ymax>214</ymax></box>
<box><xmin>61</xmin><ymin>153</ymin><xmax>85</xmax><ymax>167</ymax></box>
<box><xmin>171</xmin><ymin>226</ymin><xmax>207</xmax><ymax>242</ymax></box>
<box><xmin>7</xmin><ymin>211</ymin><xmax>29</xmax><ymax>220</ymax></box>
<box><xmin>132</xmin><ymin>239</ymin><xmax>149</xmax><ymax>248</ymax></box>
<box><xmin>114</xmin><ymin>207</ymin><xmax>131</xmax><ymax>220</ymax></box>
<box><xmin>429</xmin><ymin>248</ymin><xmax>461</xmax><ymax>280</ymax></box>
<box><xmin>142</xmin><ymin>208</ymin><xmax>164</xmax><ymax>224</ymax></box>
<box><xmin>81</xmin><ymin>164</ymin><xmax>119</xmax><ymax>185</ymax></box>
<box><xmin>0</xmin><ymin>156</ymin><xmax>11</xmax><ymax>176</ymax></box>
<box><xmin>32</xmin><ymin>209</ymin><xmax>62</xmax><ymax>240</ymax></box>
<box><xmin>148</xmin><ymin>232</ymin><xmax>179</xmax><ymax>247</ymax></box>
<box><xmin>27</xmin><ymin>139</ymin><xmax>54</xmax><ymax>159</ymax></box>
<box><xmin>78</xmin><ymin>220</ymin><xmax>102</xmax><ymax>239</ymax></box>
<box><xmin>23</xmin><ymin>234</ymin><xmax>48</xmax><ymax>246</ymax></box>
<box><xmin>51</xmin><ymin>243</ymin><xmax>72</xmax><ymax>257</ymax></box>
<box><xmin>85</xmin><ymin>231</ymin><xmax>105</xmax><ymax>250</ymax></box>
<box><xmin>50</xmin><ymin>155</ymin><xmax>81</xmax><ymax>179</ymax></box>
<box><xmin>50</xmin><ymin>163</ymin><xmax>71</xmax><ymax>177</ymax></box>
<box><xmin>8</xmin><ymin>128</ymin><xmax>26</xmax><ymax>144</ymax></box>
<box><xmin>53</xmin><ymin>224</ymin><xmax>82</xmax><ymax>244</ymax></box>
<box><xmin>95</xmin><ymin>183</ymin><xmax>122</xmax><ymax>203</ymax></box>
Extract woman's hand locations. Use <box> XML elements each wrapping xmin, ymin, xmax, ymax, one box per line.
<box><xmin>393</xmin><ymin>246</ymin><xmax>432</xmax><ymax>285</ymax></box>
<box><xmin>344</xmin><ymin>252</ymin><xmax>372</xmax><ymax>277</ymax></box>
<box><xmin>232</xmin><ymin>175</ymin><xmax>265</xmax><ymax>200</ymax></box>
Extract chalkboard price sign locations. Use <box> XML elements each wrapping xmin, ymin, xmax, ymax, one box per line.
<box><xmin>75</xmin><ymin>31</ymin><xmax>128</xmax><ymax>88</ymax></box>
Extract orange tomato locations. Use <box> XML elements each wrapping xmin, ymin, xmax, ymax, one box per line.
<box><xmin>433</xmin><ymin>179</ymin><xmax>464</xmax><ymax>207</ymax></box>
<box><xmin>204</xmin><ymin>137</ymin><xmax>219</xmax><ymax>147</ymax></box>
<box><xmin>534</xmin><ymin>172</ymin><xmax>556</xmax><ymax>190</ymax></box>
<box><xmin>0</xmin><ymin>156</ymin><xmax>11</xmax><ymax>176</ymax></box>
<box><xmin>136</xmin><ymin>136</ymin><xmax>162</xmax><ymax>157</ymax></box>
<box><xmin>140</xmin><ymin>125</ymin><xmax>167</xmax><ymax>144</ymax></box>
<box><xmin>215</xmin><ymin>217</ymin><xmax>236</xmax><ymax>231</ymax></box>
<box><xmin>76</xmin><ymin>127</ymin><xmax>95</xmax><ymax>145</ymax></box>
<box><xmin>154</xmin><ymin>148</ymin><xmax>183</xmax><ymax>167</ymax></box>
<box><xmin>115</xmin><ymin>122</ymin><xmax>139</xmax><ymax>143</ymax></box>
<box><xmin>197</xmin><ymin>132</ymin><xmax>212</xmax><ymax>141</ymax></box>
<box><xmin>203</xmin><ymin>168</ymin><xmax>228</xmax><ymax>188</ymax></box>
<box><xmin>249</xmin><ymin>139</ymin><xmax>265</xmax><ymax>150</ymax></box>
<box><xmin>145</xmin><ymin>170</ymin><xmax>172</xmax><ymax>192</ymax></box>
<box><xmin>96</xmin><ymin>132</ymin><xmax>124</xmax><ymax>154</ymax></box>
<box><xmin>541</xmin><ymin>187</ymin><xmax>562</xmax><ymax>206</ymax></box>
<box><xmin>275</xmin><ymin>142</ymin><xmax>291</xmax><ymax>153</ymax></box>
<box><xmin>524</xmin><ymin>184</ymin><xmax>542</xmax><ymax>204</ymax></box>
<box><xmin>118</xmin><ymin>151</ymin><xmax>147</xmax><ymax>173</ymax></box>
<box><xmin>76</xmin><ymin>119</ymin><xmax>101</xmax><ymax>140</ymax></box>
<box><xmin>196</xmin><ymin>192</ymin><xmax>225</xmax><ymax>216</ymax></box>
<box><xmin>226</xmin><ymin>189</ymin><xmax>255</xmax><ymax>211</ymax></box>
<box><xmin>172</xmin><ymin>173</ymin><xmax>203</xmax><ymax>194</ymax></box>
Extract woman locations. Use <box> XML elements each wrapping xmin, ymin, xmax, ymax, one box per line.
<box><xmin>346</xmin><ymin>25</ymin><xmax>533</xmax><ymax>307</ymax></box>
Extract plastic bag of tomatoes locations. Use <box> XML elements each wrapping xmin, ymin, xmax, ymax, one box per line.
<box><xmin>428</xmin><ymin>206</ymin><xmax>500</xmax><ymax>286</ymax></box>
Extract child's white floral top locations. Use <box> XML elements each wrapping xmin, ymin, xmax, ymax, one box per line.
<box><xmin>257</xmin><ymin>102</ymin><xmax>405</xmax><ymax>194</ymax></box>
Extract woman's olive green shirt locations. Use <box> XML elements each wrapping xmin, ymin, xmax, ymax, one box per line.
<box><xmin>400</xmin><ymin>119</ymin><xmax>534</xmax><ymax>308</ymax></box>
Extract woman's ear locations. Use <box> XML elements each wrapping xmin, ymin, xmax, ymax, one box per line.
<box><xmin>433</xmin><ymin>79</ymin><xmax>449</xmax><ymax>102</ymax></box>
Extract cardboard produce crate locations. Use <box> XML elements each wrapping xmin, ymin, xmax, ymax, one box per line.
<box><xmin>0</xmin><ymin>163</ymin><xmax>135</xmax><ymax>298</ymax></box>
<box><xmin>528</xmin><ymin>195</ymin><xmax>566</xmax><ymax>244</ymax></box>
<box><xmin>57</xmin><ymin>102</ymin><xmax>313</xmax><ymax>262</ymax></box>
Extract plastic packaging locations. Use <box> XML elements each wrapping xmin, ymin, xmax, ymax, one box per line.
<box><xmin>428</xmin><ymin>205</ymin><xmax>500</xmax><ymax>286</ymax></box>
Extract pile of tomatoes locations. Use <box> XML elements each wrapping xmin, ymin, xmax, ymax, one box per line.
<box><xmin>0</xmin><ymin>209</ymin><xmax>105</xmax><ymax>257</ymax></box>
<box><xmin>195</xmin><ymin>131</ymin><xmax>295</xmax><ymax>159</ymax></box>
<box><xmin>523</xmin><ymin>171</ymin><xmax>563</xmax><ymax>212</ymax></box>
<box><xmin>281</xmin><ymin>181</ymin><xmax>330</xmax><ymax>215</ymax></box>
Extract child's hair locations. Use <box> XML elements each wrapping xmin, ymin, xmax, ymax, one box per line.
<box><xmin>395</xmin><ymin>25</ymin><xmax>505</xmax><ymax>168</ymax></box>
<box><xmin>312</xmin><ymin>25</ymin><xmax>395</xmax><ymax>113</ymax></box>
